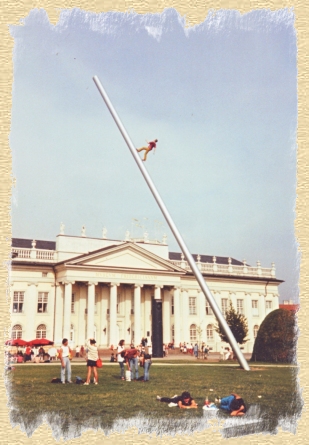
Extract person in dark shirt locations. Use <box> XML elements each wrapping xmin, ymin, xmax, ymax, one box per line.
<box><xmin>156</xmin><ymin>391</ymin><xmax>198</xmax><ymax>409</ymax></box>
<box><xmin>137</xmin><ymin>139</ymin><xmax>158</xmax><ymax>161</ymax></box>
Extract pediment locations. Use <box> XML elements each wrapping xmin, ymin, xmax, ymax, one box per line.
<box><xmin>65</xmin><ymin>242</ymin><xmax>185</xmax><ymax>273</ymax></box>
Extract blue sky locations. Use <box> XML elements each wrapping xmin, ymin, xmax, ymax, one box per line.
<box><xmin>10</xmin><ymin>8</ymin><xmax>298</xmax><ymax>301</ymax></box>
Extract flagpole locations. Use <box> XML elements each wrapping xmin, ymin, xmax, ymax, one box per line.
<box><xmin>93</xmin><ymin>75</ymin><xmax>250</xmax><ymax>371</ymax></box>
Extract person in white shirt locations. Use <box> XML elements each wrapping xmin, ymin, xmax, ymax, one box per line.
<box><xmin>48</xmin><ymin>345</ymin><xmax>57</xmax><ymax>361</ymax></box>
<box><xmin>116</xmin><ymin>339</ymin><xmax>125</xmax><ymax>380</ymax></box>
<box><xmin>58</xmin><ymin>338</ymin><xmax>72</xmax><ymax>384</ymax></box>
<box><xmin>84</xmin><ymin>338</ymin><xmax>99</xmax><ymax>385</ymax></box>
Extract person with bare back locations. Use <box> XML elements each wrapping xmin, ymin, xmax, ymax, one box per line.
<box><xmin>137</xmin><ymin>139</ymin><xmax>158</xmax><ymax>161</ymax></box>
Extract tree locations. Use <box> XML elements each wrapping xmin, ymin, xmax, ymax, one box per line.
<box><xmin>251</xmin><ymin>309</ymin><xmax>297</xmax><ymax>363</ymax></box>
<box><xmin>215</xmin><ymin>302</ymin><xmax>249</xmax><ymax>353</ymax></box>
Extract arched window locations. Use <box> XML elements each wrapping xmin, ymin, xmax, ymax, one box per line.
<box><xmin>36</xmin><ymin>324</ymin><xmax>46</xmax><ymax>339</ymax></box>
<box><xmin>206</xmin><ymin>324</ymin><xmax>214</xmax><ymax>340</ymax></box>
<box><xmin>70</xmin><ymin>324</ymin><xmax>74</xmax><ymax>342</ymax></box>
<box><xmin>190</xmin><ymin>324</ymin><xmax>197</xmax><ymax>342</ymax></box>
<box><xmin>12</xmin><ymin>324</ymin><xmax>22</xmax><ymax>339</ymax></box>
<box><xmin>253</xmin><ymin>325</ymin><xmax>259</xmax><ymax>339</ymax></box>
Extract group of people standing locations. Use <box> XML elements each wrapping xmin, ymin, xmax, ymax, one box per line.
<box><xmin>116</xmin><ymin>340</ymin><xmax>152</xmax><ymax>382</ymax></box>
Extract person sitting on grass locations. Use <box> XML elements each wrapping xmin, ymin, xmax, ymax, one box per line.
<box><xmin>84</xmin><ymin>338</ymin><xmax>99</xmax><ymax>385</ymax></box>
<box><xmin>215</xmin><ymin>393</ymin><xmax>246</xmax><ymax>416</ymax></box>
<box><xmin>156</xmin><ymin>391</ymin><xmax>198</xmax><ymax>409</ymax></box>
<box><xmin>110</xmin><ymin>353</ymin><xmax>115</xmax><ymax>362</ymax></box>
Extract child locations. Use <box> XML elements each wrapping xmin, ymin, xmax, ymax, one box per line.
<box><xmin>110</xmin><ymin>353</ymin><xmax>115</xmax><ymax>362</ymax></box>
<box><xmin>157</xmin><ymin>391</ymin><xmax>198</xmax><ymax>409</ymax></box>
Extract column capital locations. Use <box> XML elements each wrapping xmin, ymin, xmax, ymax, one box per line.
<box><xmin>63</xmin><ymin>281</ymin><xmax>75</xmax><ymax>286</ymax></box>
<box><xmin>87</xmin><ymin>282</ymin><xmax>98</xmax><ymax>287</ymax></box>
<box><xmin>134</xmin><ymin>284</ymin><xmax>144</xmax><ymax>289</ymax></box>
<box><xmin>27</xmin><ymin>282</ymin><xmax>38</xmax><ymax>286</ymax></box>
<box><xmin>109</xmin><ymin>282</ymin><xmax>120</xmax><ymax>287</ymax></box>
<box><xmin>154</xmin><ymin>285</ymin><xmax>163</xmax><ymax>289</ymax></box>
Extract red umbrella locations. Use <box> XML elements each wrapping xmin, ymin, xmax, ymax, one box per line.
<box><xmin>29</xmin><ymin>338</ymin><xmax>54</xmax><ymax>346</ymax></box>
<box><xmin>5</xmin><ymin>339</ymin><xmax>28</xmax><ymax>346</ymax></box>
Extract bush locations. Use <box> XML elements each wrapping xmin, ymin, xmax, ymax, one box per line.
<box><xmin>251</xmin><ymin>309</ymin><xmax>298</xmax><ymax>363</ymax></box>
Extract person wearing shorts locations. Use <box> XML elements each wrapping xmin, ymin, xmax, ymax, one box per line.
<box><xmin>84</xmin><ymin>338</ymin><xmax>99</xmax><ymax>385</ymax></box>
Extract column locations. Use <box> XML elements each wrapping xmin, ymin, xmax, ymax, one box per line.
<box><xmin>87</xmin><ymin>282</ymin><xmax>97</xmax><ymax>339</ymax></box>
<box><xmin>134</xmin><ymin>285</ymin><xmax>143</xmax><ymax>345</ymax></box>
<box><xmin>181</xmin><ymin>289</ymin><xmax>189</xmax><ymax>343</ymax></box>
<box><xmin>25</xmin><ymin>283</ymin><xmax>38</xmax><ymax>340</ymax></box>
<box><xmin>173</xmin><ymin>287</ymin><xmax>181</xmax><ymax>346</ymax></box>
<box><xmin>78</xmin><ymin>285</ymin><xmax>87</xmax><ymax>346</ymax></box>
<box><xmin>100</xmin><ymin>286</ymin><xmax>108</xmax><ymax>346</ymax></box>
<box><xmin>54</xmin><ymin>283</ymin><xmax>64</xmax><ymax>344</ymax></box>
<box><xmin>154</xmin><ymin>285</ymin><xmax>162</xmax><ymax>300</ymax></box>
<box><xmin>144</xmin><ymin>287</ymin><xmax>151</xmax><ymax>342</ymax></box>
<box><xmin>63</xmin><ymin>282</ymin><xmax>74</xmax><ymax>339</ymax></box>
<box><xmin>109</xmin><ymin>283</ymin><xmax>119</xmax><ymax>347</ymax></box>
<box><xmin>162</xmin><ymin>288</ymin><xmax>171</xmax><ymax>344</ymax></box>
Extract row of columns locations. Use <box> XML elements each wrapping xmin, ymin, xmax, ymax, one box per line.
<box><xmin>54</xmin><ymin>281</ymin><xmax>179</xmax><ymax>345</ymax></box>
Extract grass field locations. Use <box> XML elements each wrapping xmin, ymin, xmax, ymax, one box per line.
<box><xmin>7</xmin><ymin>363</ymin><xmax>301</xmax><ymax>439</ymax></box>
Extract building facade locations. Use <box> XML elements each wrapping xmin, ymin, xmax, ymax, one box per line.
<box><xmin>10</xmin><ymin>229</ymin><xmax>283</xmax><ymax>352</ymax></box>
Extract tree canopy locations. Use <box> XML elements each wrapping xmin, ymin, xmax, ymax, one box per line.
<box><xmin>215</xmin><ymin>301</ymin><xmax>249</xmax><ymax>345</ymax></box>
<box><xmin>251</xmin><ymin>308</ymin><xmax>298</xmax><ymax>363</ymax></box>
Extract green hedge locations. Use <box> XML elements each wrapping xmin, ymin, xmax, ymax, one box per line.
<box><xmin>251</xmin><ymin>309</ymin><xmax>298</xmax><ymax>363</ymax></box>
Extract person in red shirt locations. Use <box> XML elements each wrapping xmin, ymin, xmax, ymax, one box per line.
<box><xmin>137</xmin><ymin>139</ymin><xmax>158</xmax><ymax>161</ymax></box>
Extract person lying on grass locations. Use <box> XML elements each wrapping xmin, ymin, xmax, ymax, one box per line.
<box><xmin>215</xmin><ymin>393</ymin><xmax>246</xmax><ymax>416</ymax></box>
<box><xmin>156</xmin><ymin>391</ymin><xmax>198</xmax><ymax>409</ymax></box>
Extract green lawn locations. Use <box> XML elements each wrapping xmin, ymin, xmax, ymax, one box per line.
<box><xmin>7</xmin><ymin>363</ymin><xmax>301</xmax><ymax>438</ymax></box>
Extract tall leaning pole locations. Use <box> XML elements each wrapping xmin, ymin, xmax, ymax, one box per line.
<box><xmin>93</xmin><ymin>75</ymin><xmax>250</xmax><ymax>371</ymax></box>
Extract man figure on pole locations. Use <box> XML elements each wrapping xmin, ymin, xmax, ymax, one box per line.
<box><xmin>137</xmin><ymin>139</ymin><xmax>158</xmax><ymax>161</ymax></box>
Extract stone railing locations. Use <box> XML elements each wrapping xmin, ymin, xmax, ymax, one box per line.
<box><xmin>170</xmin><ymin>259</ymin><xmax>275</xmax><ymax>278</ymax></box>
<box><xmin>12</xmin><ymin>248</ymin><xmax>56</xmax><ymax>262</ymax></box>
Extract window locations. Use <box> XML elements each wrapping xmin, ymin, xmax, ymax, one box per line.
<box><xmin>206</xmin><ymin>300</ymin><xmax>213</xmax><ymax>315</ymax></box>
<box><xmin>37</xmin><ymin>292</ymin><xmax>48</xmax><ymax>313</ymax></box>
<box><xmin>221</xmin><ymin>299</ymin><xmax>228</xmax><ymax>316</ymax></box>
<box><xmin>13</xmin><ymin>291</ymin><xmax>24</xmax><ymax>313</ymax></box>
<box><xmin>190</xmin><ymin>324</ymin><xmax>197</xmax><ymax>341</ymax></box>
<box><xmin>253</xmin><ymin>325</ymin><xmax>259</xmax><ymax>339</ymax></box>
<box><xmin>206</xmin><ymin>324</ymin><xmax>214</xmax><ymax>340</ymax></box>
<box><xmin>11</xmin><ymin>324</ymin><xmax>22</xmax><ymax>339</ymax></box>
<box><xmin>131</xmin><ymin>290</ymin><xmax>134</xmax><ymax>312</ymax></box>
<box><xmin>71</xmin><ymin>294</ymin><xmax>75</xmax><ymax>313</ymax></box>
<box><xmin>171</xmin><ymin>297</ymin><xmax>174</xmax><ymax>315</ymax></box>
<box><xmin>266</xmin><ymin>301</ymin><xmax>272</xmax><ymax>309</ymax></box>
<box><xmin>237</xmin><ymin>299</ymin><xmax>244</xmax><ymax>315</ymax></box>
<box><xmin>70</xmin><ymin>324</ymin><xmax>74</xmax><ymax>342</ymax></box>
<box><xmin>42</xmin><ymin>272</ymin><xmax>48</xmax><ymax>278</ymax></box>
<box><xmin>36</xmin><ymin>324</ymin><xmax>46</xmax><ymax>339</ymax></box>
<box><xmin>252</xmin><ymin>300</ymin><xmax>259</xmax><ymax>316</ymax></box>
<box><xmin>171</xmin><ymin>324</ymin><xmax>174</xmax><ymax>340</ymax></box>
<box><xmin>189</xmin><ymin>297</ymin><xmax>197</xmax><ymax>315</ymax></box>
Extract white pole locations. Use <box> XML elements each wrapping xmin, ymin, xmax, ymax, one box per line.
<box><xmin>93</xmin><ymin>75</ymin><xmax>250</xmax><ymax>370</ymax></box>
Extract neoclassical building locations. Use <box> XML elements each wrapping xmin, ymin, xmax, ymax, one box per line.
<box><xmin>10</xmin><ymin>227</ymin><xmax>282</xmax><ymax>353</ymax></box>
